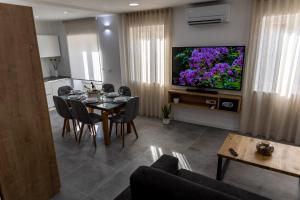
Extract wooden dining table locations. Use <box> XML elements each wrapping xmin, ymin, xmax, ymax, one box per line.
<box><xmin>64</xmin><ymin>94</ymin><xmax>132</xmax><ymax>145</ymax></box>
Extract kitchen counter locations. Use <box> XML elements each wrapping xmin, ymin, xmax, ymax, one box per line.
<box><xmin>43</xmin><ymin>76</ymin><xmax>70</xmax><ymax>82</ymax></box>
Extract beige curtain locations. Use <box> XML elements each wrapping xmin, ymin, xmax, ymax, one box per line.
<box><xmin>241</xmin><ymin>0</ymin><xmax>300</xmax><ymax>144</ymax></box>
<box><xmin>119</xmin><ymin>9</ymin><xmax>172</xmax><ymax>117</ymax></box>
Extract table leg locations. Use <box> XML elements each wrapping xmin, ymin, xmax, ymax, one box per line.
<box><xmin>127</xmin><ymin>122</ymin><xmax>131</xmax><ymax>134</ymax></box>
<box><xmin>66</xmin><ymin>120</ymin><xmax>70</xmax><ymax>132</ymax></box>
<box><xmin>216</xmin><ymin>156</ymin><xmax>223</xmax><ymax>180</ymax></box>
<box><xmin>102</xmin><ymin>111</ymin><xmax>111</xmax><ymax>145</ymax></box>
<box><xmin>216</xmin><ymin>156</ymin><xmax>230</xmax><ymax>181</ymax></box>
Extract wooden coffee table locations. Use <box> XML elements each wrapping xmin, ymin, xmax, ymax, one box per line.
<box><xmin>216</xmin><ymin>133</ymin><xmax>300</xmax><ymax>182</ymax></box>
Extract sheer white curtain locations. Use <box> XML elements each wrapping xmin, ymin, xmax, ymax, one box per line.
<box><xmin>119</xmin><ymin>9</ymin><xmax>172</xmax><ymax>117</ymax></box>
<box><xmin>241</xmin><ymin>0</ymin><xmax>300</xmax><ymax>144</ymax></box>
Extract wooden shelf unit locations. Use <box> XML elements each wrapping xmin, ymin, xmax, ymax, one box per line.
<box><xmin>168</xmin><ymin>89</ymin><xmax>242</xmax><ymax>112</ymax></box>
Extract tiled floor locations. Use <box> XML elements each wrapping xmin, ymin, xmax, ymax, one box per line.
<box><xmin>49</xmin><ymin>111</ymin><xmax>300</xmax><ymax>200</ymax></box>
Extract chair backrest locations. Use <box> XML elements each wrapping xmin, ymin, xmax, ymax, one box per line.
<box><xmin>58</xmin><ymin>86</ymin><xmax>73</xmax><ymax>96</ymax></box>
<box><xmin>53</xmin><ymin>96</ymin><xmax>73</xmax><ymax>119</ymax></box>
<box><xmin>118</xmin><ymin>86</ymin><xmax>131</xmax><ymax>96</ymax></box>
<box><xmin>102</xmin><ymin>83</ymin><xmax>114</xmax><ymax>93</ymax></box>
<box><xmin>69</xmin><ymin>100</ymin><xmax>91</xmax><ymax>124</ymax></box>
<box><xmin>123</xmin><ymin>97</ymin><xmax>139</xmax><ymax>122</ymax></box>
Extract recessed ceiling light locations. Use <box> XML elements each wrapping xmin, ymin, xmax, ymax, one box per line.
<box><xmin>63</xmin><ymin>11</ymin><xmax>69</xmax><ymax>14</ymax></box>
<box><xmin>129</xmin><ymin>3</ymin><xmax>139</xmax><ymax>6</ymax></box>
<box><xmin>34</xmin><ymin>15</ymin><xmax>39</xmax><ymax>19</ymax></box>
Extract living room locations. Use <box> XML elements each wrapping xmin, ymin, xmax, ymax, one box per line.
<box><xmin>0</xmin><ymin>0</ymin><xmax>299</xmax><ymax>200</ymax></box>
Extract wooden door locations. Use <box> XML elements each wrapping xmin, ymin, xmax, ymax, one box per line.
<box><xmin>0</xmin><ymin>3</ymin><xmax>60</xmax><ymax>200</ymax></box>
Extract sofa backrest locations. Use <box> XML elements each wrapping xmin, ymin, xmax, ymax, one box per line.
<box><xmin>130</xmin><ymin>166</ymin><xmax>240</xmax><ymax>200</ymax></box>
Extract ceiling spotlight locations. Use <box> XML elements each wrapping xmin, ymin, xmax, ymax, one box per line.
<box><xmin>34</xmin><ymin>15</ymin><xmax>39</xmax><ymax>19</ymax></box>
<box><xmin>129</xmin><ymin>3</ymin><xmax>139</xmax><ymax>6</ymax></box>
<box><xmin>63</xmin><ymin>11</ymin><xmax>69</xmax><ymax>14</ymax></box>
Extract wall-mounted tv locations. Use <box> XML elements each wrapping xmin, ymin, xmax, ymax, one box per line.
<box><xmin>172</xmin><ymin>46</ymin><xmax>245</xmax><ymax>91</ymax></box>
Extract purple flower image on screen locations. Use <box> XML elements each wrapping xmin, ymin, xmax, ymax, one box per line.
<box><xmin>173</xmin><ymin>46</ymin><xmax>244</xmax><ymax>90</ymax></box>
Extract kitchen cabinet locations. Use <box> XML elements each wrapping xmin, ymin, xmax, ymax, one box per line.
<box><xmin>37</xmin><ymin>35</ymin><xmax>61</xmax><ymax>58</ymax></box>
<box><xmin>44</xmin><ymin>78</ymin><xmax>71</xmax><ymax>109</ymax></box>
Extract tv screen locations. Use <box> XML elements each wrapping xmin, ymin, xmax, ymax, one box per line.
<box><xmin>172</xmin><ymin>46</ymin><xmax>245</xmax><ymax>91</ymax></box>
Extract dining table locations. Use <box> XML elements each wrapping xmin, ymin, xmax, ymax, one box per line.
<box><xmin>63</xmin><ymin>92</ymin><xmax>132</xmax><ymax>145</ymax></box>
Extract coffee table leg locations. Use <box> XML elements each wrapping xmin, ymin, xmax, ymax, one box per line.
<box><xmin>216</xmin><ymin>156</ymin><xmax>223</xmax><ymax>180</ymax></box>
<box><xmin>216</xmin><ymin>156</ymin><xmax>230</xmax><ymax>181</ymax></box>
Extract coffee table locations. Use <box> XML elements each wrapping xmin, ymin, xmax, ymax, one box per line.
<box><xmin>216</xmin><ymin>133</ymin><xmax>300</xmax><ymax>182</ymax></box>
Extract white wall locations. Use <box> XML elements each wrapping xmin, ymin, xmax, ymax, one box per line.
<box><xmin>97</xmin><ymin>15</ymin><xmax>122</xmax><ymax>89</ymax></box>
<box><xmin>172</xmin><ymin>0</ymin><xmax>252</xmax><ymax>130</ymax></box>
<box><xmin>35</xmin><ymin>20</ymin><xmax>71</xmax><ymax>78</ymax></box>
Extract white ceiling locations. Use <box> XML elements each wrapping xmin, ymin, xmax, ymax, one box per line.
<box><xmin>0</xmin><ymin>0</ymin><xmax>217</xmax><ymax>21</ymax></box>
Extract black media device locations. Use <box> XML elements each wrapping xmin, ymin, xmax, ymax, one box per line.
<box><xmin>186</xmin><ymin>88</ymin><xmax>218</xmax><ymax>94</ymax></box>
<box><xmin>229</xmin><ymin>148</ymin><xmax>238</xmax><ymax>157</ymax></box>
<box><xmin>219</xmin><ymin>98</ymin><xmax>239</xmax><ymax>112</ymax></box>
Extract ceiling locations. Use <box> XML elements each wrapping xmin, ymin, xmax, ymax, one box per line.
<box><xmin>0</xmin><ymin>0</ymin><xmax>217</xmax><ymax>21</ymax></box>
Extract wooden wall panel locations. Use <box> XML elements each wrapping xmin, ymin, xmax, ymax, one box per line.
<box><xmin>0</xmin><ymin>3</ymin><xmax>60</xmax><ymax>200</ymax></box>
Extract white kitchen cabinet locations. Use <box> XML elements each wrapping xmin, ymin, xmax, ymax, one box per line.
<box><xmin>37</xmin><ymin>35</ymin><xmax>61</xmax><ymax>58</ymax></box>
<box><xmin>44</xmin><ymin>82</ymin><xmax>52</xmax><ymax>95</ymax></box>
<box><xmin>44</xmin><ymin>78</ymin><xmax>72</xmax><ymax>109</ymax></box>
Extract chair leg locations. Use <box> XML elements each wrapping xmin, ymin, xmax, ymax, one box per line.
<box><xmin>131</xmin><ymin>121</ymin><xmax>138</xmax><ymax>139</ymax></box>
<box><xmin>78</xmin><ymin>124</ymin><xmax>85</xmax><ymax>144</ymax></box>
<box><xmin>88</xmin><ymin>125</ymin><xmax>92</xmax><ymax>134</ymax></box>
<box><xmin>121</xmin><ymin>123</ymin><xmax>125</xmax><ymax>148</ymax></box>
<box><xmin>71</xmin><ymin>119</ymin><xmax>78</xmax><ymax>142</ymax></box>
<box><xmin>92</xmin><ymin>125</ymin><xmax>97</xmax><ymax>148</ymax></box>
<box><xmin>115</xmin><ymin>123</ymin><xmax>118</xmax><ymax>136</ymax></box>
<box><xmin>109</xmin><ymin>121</ymin><xmax>113</xmax><ymax>137</ymax></box>
<box><xmin>62</xmin><ymin>118</ymin><xmax>67</xmax><ymax>137</ymax></box>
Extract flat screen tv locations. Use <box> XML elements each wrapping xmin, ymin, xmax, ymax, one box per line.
<box><xmin>172</xmin><ymin>46</ymin><xmax>245</xmax><ymax>91</ymax></box>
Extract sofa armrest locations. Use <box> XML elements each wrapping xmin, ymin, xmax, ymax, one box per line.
<box><xmin>150</xmin><ymin>154</ymin><xmax>179</xmax><ymax>175</ymax></box>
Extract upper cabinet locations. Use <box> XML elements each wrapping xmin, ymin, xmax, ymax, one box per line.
<box><xmin>37</xmin><ymin>35</ymin><xmax>61</xmax><ymax>58</ymax></box>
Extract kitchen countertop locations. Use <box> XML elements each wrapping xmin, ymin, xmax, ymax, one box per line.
<box><xmin>44</xmin><ymin>76</ymin><xmax>70</xmax><ymax>82</ymax></box>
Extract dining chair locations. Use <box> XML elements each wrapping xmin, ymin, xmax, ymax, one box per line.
<box><xmin>58</xmin><ymin>85</ymin><xmax>73</xmax><ymax>96</ymax></box>
<box><xmin>69</xmin><ymin>100</ymin><xmax>102</xmax><ymax>148</ymax></box>
<box><xmin>109</xmin><ymin>97</ymin><xmax>139</xmax><ymax>147</ymax></box>
<box><xmin>102</xmin><ymin>83</ymin><xmax>114</xmax><ymax>93</ymax></box>
<box><xmin>53</xmin><ymin>96</ymin><xmax>78</xmax><ymax>142</ymax></box>
<box><xmin>118</xmin><ymin>86</ymin><xmax>131</xmax><ymax>96</ymax></box>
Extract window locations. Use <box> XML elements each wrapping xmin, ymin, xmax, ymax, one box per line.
<box><xmin>254</xmin><ymin>13</ymin><xmax>300</xmax><ymax>97</ymax></box>
<box><xmin>128</xmin><ymin>24</ymin><xmax>165</xmax><ymax>85</ymax></box>
<box><xmin>64</xmin><ymin>19</ymin><xmax>103</xmax><ymax>81</ymax></box>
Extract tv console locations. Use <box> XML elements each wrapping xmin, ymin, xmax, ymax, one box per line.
<box><xmin>186</xmin><ymin>88</ymin><xmax>218</xmax><ymax>94</ymax></box>
<box><xmin>168</xmin><ymin>89</ymin><xmax>242</xmax><ymax>112</ymax></box>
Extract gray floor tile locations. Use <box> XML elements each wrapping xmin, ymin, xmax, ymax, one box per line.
<box><xmin>49</xmin><ymin>111</ymin><xmax>300</xmax><ymax>200</ymax></box>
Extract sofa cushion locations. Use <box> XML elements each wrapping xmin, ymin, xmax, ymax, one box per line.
<box><xmin>151</xmin><ymin>154</ymin><xmax>179</xmax><ymax>175</ymax></box>
<box><xmin>178</xmin><ymin>169</ymin><xmax>270</xmax><ymax>200</ymax></box>
<box><xmin>130</xmin><ymin>166</ymin><xmax>240</xmax><ymax>200</ymax></box>
<box><xmin>114</xmin><ymin>154</ymin><xmax>179</xmax><ymax>200</ymax></box>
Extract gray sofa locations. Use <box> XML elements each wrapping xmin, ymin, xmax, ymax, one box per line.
<box><xmin>114</xmin><ymin>154</ymin><xmax>270</xmax><ymax>200</ymax></box>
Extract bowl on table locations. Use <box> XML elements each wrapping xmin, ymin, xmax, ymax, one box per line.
<box><xmin>70</xmin><ymin>90</ymin><xmax>84</xmax><ymax>95</ymax></box>
<box><xmin>106</xmin><ymin>92</ymin><xmax>120</xmax><ymax>98</ymax></box>
<box><xmin>84</xmin><ymin>97</ymin><xmax>99</xmax><ymax>104</ymax></box>
<box><xmin>256</xmin><ymin>142</ymin><xmax>274</xmax><ymax>156</ymax></box>
<box><xmin>113</xmin><ymin>96</ymin><xmax>129</xmax><ymax>103</ymax></box>
<box><xmin>68</xmin><ymin>95</ymin><xmax>82</xmax><ymax>100</ymax></box>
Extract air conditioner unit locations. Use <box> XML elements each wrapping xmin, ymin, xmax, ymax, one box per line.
<box><xmin>186</xmin><ymin>4</ymin><xmax>231</xmax><ymax>25</ymax></box>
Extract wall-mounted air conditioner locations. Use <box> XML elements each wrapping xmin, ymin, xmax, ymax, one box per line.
<box><xmin>186</xmin><ymin>4</ymin><xmax>231</xmax><ymax>26</ymax></box>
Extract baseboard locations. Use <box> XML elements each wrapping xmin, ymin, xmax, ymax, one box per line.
<box><xmin>174</xmin><ymin>116</ymin><xmax>239</xmax><ymax>131</ymax></box>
